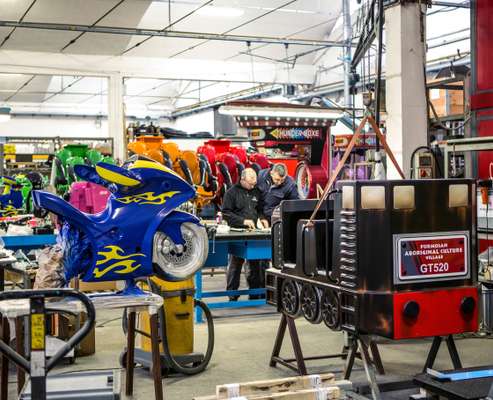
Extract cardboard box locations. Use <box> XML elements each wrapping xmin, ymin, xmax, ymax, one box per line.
<box><xmin>429</xmin><ymin>87</ymin><xmax>464</xmax><ymax>118</ymax></box>
<box><xmin>70</xmin><ymin>279</ymin><xmax>119</xmax><ymax>292</ymax></box>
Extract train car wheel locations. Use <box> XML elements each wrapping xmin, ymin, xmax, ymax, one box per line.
<box><xmin>280</xmin><ymin>280</ymin><xmax>301</xmax><ymax>318</ymax></box>
<box><xmin>321</xmin><ymin>290</ymin><xmax>340</xmax><ymax>330</ymax></box>
<box><xmin>300</xmin><ymin>284</ymin><xmax>322</xmax><ymax>324</ymax></box>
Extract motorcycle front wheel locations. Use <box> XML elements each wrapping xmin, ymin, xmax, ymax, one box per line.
<box><xmin>152</xmin><ymin>222</ymin><xmax>209</xmax><ymax>281</ymax></box>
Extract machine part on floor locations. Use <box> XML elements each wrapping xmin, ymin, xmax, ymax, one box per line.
<box><xmin>426</xmin><ymin>367</ymin><xmax>493</xmax><ymax>382</ymax></box>
<box><xmin>32</xmin><ymin>156</ymin><xmax>209</xmax><ymax>293</ymax></box>
<box><xmin>414</xmin><ymin>366</ymin><xmax>493</xmax><ymax>400</ymax></box>
<box><xmin>21</xmin><ymin>370</ymin><xmax>121</xmax><ymax>400</ymax></box>
<box><xmin>120</xmin><ymin>277</ymin><xmax>214</xmax><ymax>376</ymax></box>
<box><xmin>0</xmin><ymin>289</ymin><xmax>121</xmax><ymax>400</ymax></box>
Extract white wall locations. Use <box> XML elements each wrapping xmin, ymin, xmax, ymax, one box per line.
<box><xmin>167</xmin><ymin>111</ymin><xmax>214</xmax><ymax>134</ymax></box>
<box><xmin>0</xmin><ymin>116</ymin><xmax>109</xmax><ymax>138</ymax></box>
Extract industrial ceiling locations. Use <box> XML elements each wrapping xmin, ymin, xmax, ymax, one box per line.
<box><xmin>0</xmin><ymin>0</ymin><xmax>471</xmax><ymax>118</ymax></box>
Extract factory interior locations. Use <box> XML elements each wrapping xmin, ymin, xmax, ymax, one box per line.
<box><xmin>0</xmin><ymin>0</ymin><xmax>491</xmax><ymax>399</ymax></box>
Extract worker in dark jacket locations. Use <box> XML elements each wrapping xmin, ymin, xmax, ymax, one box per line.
<box><xmin>257</xmin><ymin>163</ymin><xmax>299</xmax><ymax>222</ymax></box>
<box><xmin>222</xmin><ymin>168</ymin><xmax>269</xmax><ymax>300</ymax></box>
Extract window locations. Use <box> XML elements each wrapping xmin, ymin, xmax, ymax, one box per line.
<box><xmin>361</xmin><ymin>186</ymin><xmax>386</xmax><ymax>209</ymax></box>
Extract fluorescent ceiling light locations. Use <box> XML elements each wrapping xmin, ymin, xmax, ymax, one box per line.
<box><xmin>0</xmin><ymin>107</ymin><xmax>11</xmax><ymax>123</ymax></box>
<box><xmin>196</xmin><ymin>6</ymin><xmax>244</xmax><ymax>18</ymax></box>
<box><xmin>218</xmin><ymin>105</ymin><xmax>344</xmax><ymax>120</ymax></box>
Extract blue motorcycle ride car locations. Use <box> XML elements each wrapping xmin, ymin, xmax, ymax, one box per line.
<box><xmin>33</xmin><ymin>157</ymin><xmax>209</xmax><ymax>294</ymax></box>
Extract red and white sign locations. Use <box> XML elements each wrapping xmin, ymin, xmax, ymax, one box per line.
<box><xmin>397</xmin><ymin>233</ymin><xmax>468</xmax><ymax>281</ymax></box>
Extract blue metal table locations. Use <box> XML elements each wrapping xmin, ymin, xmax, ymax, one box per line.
<box><xmin>2</xmin><ymin>234</ymin><xmax>57</xmax><ymax>251</ymax></box>
<box><xmin>195</xmin><ymin>230</ymin><xmax>272</xmax><ymax>322</ymax></box>
<box><xmin>0</xmin><ymin>235</ymin><xmax>57</xmax><ymax>291</ymax></box>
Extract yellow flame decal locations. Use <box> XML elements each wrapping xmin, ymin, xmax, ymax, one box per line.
<box><xmin>115</xmin><ymin>191</ymin><xmax>179</xmax><ymax>205</ymax></box>
<box><xmin>1</xmin><ymin>205</ymin><xmax>19</xmax><ymax>217</ymax></box>
<box><xmin>93</xmin><ymin>245</ymin><xmax>145</xmax><ymax>278</ymax></box>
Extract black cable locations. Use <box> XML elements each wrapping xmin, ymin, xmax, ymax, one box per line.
<box><xmin>120</xmin><ymin>279</ymin><xmax>215</xmax><ymax>375</ymax></box>
<box><xmin>374</xmin><ymin>0</ymin><xmax>384</xmax><ymax>152</ymax></box>
<box><xmin>158</xmin><ymin>299</ymin><xmax>214</xmax><ymax>375</ymax></box>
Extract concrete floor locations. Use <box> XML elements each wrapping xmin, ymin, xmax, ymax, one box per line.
<box><xmin>6</xmin><ymin>272</ymin><xmax>493</xmax><ymax>399</ymax></box>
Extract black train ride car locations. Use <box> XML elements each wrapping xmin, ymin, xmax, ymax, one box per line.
<box><xmin>266</xmin><ymin>179</ymin><xmax>478</xmax><ymax>339</ymax></box>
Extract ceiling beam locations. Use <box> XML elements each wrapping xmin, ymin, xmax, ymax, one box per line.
<box><xmin>431</xmin><ymin>1</ymin><xmax>470</xmax><ymax>8</ymax></box>
<box><xmin>170</xmin><ymin>84</ymin><xmax>283</xmax><ymax>118</ymax></box>
<box><xmin>0</xmin><ymin>20</ymin><xmax>346</xmax><ymax>48</ymax></box>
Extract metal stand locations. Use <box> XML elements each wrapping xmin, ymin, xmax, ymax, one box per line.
<box><xmin>344</xmin><ymin>335</ymin><xmax>384</xmax><ymax>400</ymax></box>
<box><xmin>0</xmin><ymin>317</ymin><xmax>9</xmax><ymax>400</ymax></box>
<box><xmin>269</xmin><ymin>314</ymin><xmax>384</xmax><ymax>376</ymax></box>
<box><xmin>122</xmin><ymin>310</ymin><xmax>163</xmax><ymax>400</ymax></box>
<box><xmin>423</xmin><ymin>335</ymin><xmax>463</xmax><ymax>372</ymax></box>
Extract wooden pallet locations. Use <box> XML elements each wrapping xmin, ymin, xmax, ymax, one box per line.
<box><xmin>194</xmin><ymin>374</ymin><xmax>352</xmax><ymax>400</ymax></box>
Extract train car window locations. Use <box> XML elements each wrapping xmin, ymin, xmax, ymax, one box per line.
<box><xmin>393</xmin><ymin>185</ymin><xmax>415</xmax><ymax>209</ymax></box>
<box><xmin>342</xmin><ymin>186</ymin><xmax>354</xmax><ymax>209</ymax></box>
<box><xmin>449</xmin><ymin>184</ymin><xmax>468</xmax><ymax>207</ymax></box>
<box><xmin>361</xmin><ymin>186</ymin><xmax>386</xmax><ymax>209</ymax></box>
<box><xmin>280</xmin><ymin>200</ymin><xmax>329</xmax><ymax>265</ymax></box>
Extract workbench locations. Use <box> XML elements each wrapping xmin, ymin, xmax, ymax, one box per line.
<box><xmin>196</xmin><ymin>230</ymin><xmax>272</xmax><ymax>322</ymax></box>
<box><xmin>2</xmin><ymin>234</ymin><xmax>57</xmax><ymax>251</ymax></box>
<box><xmin>0</xmin><ymin>235</ymin><xmax>56</xmax><ymax>291</ymax></box>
